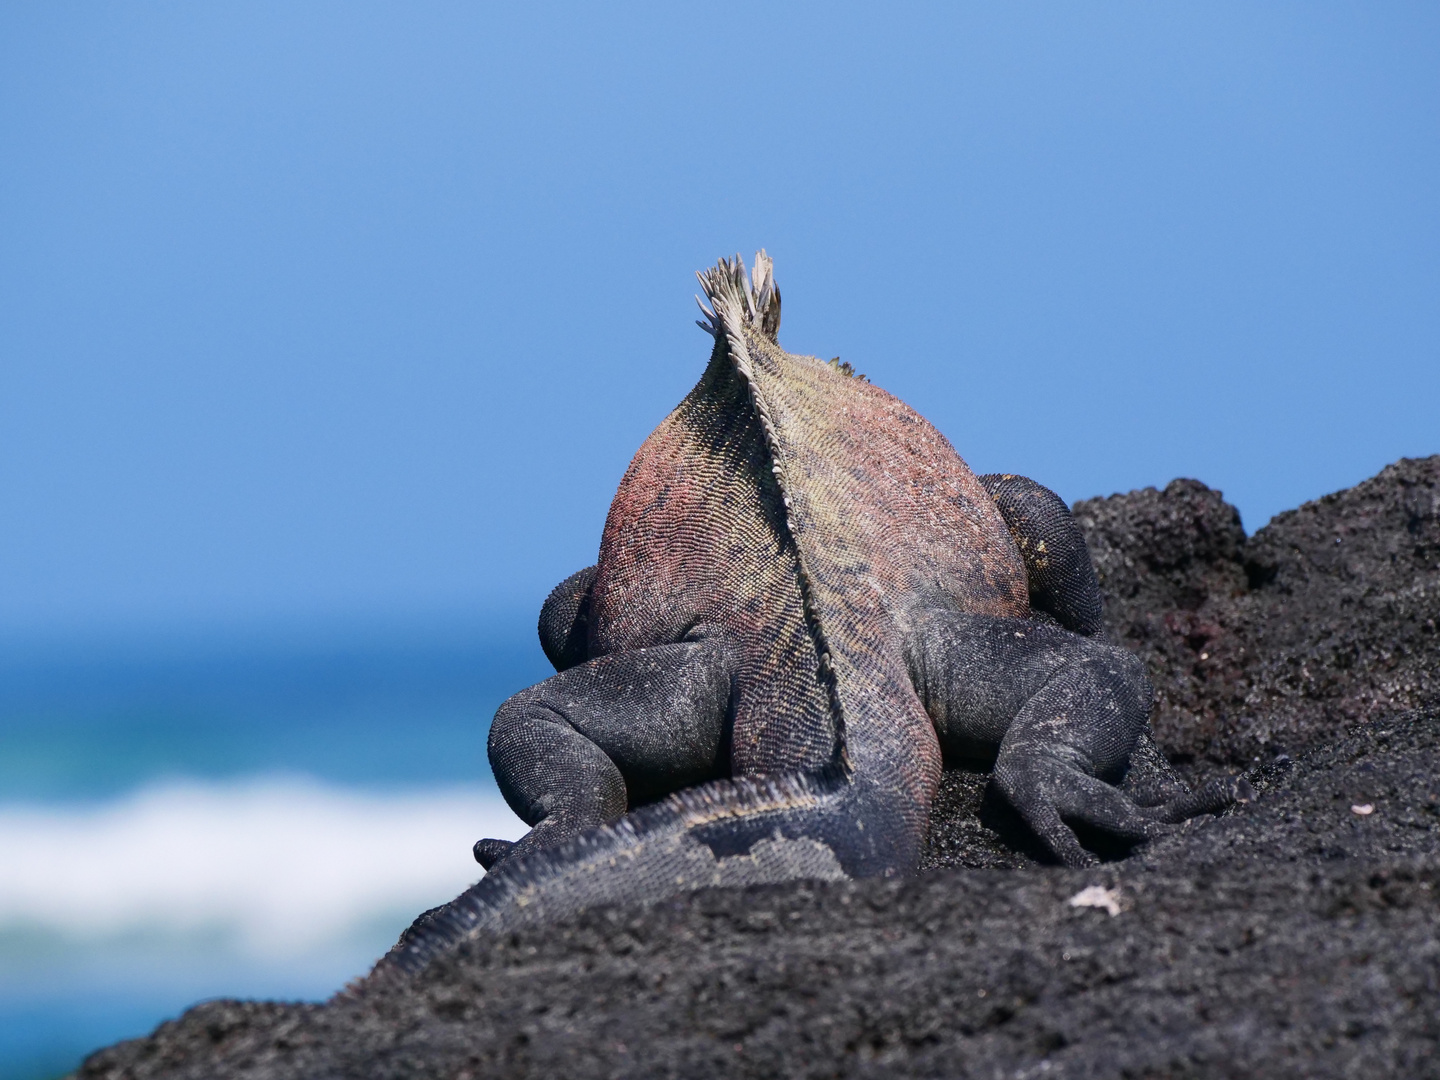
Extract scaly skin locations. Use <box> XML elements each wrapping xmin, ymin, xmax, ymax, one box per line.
<box><xmin>368</xmin><ymin>254</ymin><xmax>1242</xmax><ymax>983</ymax></box>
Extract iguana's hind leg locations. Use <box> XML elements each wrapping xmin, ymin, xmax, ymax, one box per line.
<box><xmin>479</xmin><ymin>640</ymin><xmax>731</xmax><ymax>869</ymax></box>
<box><xmin>909</xmin><ymin>612</ymin><xmax>1239</xmax><ymax>867</ymax></box>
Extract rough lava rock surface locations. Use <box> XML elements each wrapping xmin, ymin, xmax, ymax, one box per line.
<box><xmin>1076</xmin><ymin>456</ymin><xmax>1440</xmax><ymax>780</ymax></box>
<box><xmin>77</xmin><ymin>457</ymin><xmax>1440</xmax><ymax>1080</ymax></box>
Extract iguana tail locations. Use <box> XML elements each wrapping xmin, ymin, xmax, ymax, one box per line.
<box><xmin>361</xmin><ymin>761</ymin><xmax>924</xmax><ymax>987</ymax></box>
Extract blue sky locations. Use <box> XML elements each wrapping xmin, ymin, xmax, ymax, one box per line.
<box><xmin>2</xmin><ymin>3</ymin><xmax>1436</xmax><ymax>640</ymax></box>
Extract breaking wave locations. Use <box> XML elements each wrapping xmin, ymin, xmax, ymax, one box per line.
<box><xmin>0</xmin><ymin>777</ymin><xmax>525</xmax><ymax>968</ymax></box>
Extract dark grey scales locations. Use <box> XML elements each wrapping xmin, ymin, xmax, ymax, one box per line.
<box><xmin>478</xmin><ymin>473</ymin><xmax>1215</xmax><ymax>873</ymax></box>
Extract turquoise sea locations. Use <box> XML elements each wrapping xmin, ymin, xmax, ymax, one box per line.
<box><xmin>0</xmin><ymin>618</ymin><xmax>550</xmax><ymax>1080</ymax></box>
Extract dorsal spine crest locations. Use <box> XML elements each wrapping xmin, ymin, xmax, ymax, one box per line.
<box><xmin>695</xmin><ymin>252</ymin><xmax>849</xmax><ymax>771</ymax></box>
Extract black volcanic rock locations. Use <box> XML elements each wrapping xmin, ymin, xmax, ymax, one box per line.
<box><xmin>76</xmin><ymin>457</ymin><xmax>1440</xmax><ymax>1080</ymax></box>
<box><xmin>1075</xmin><ymin>456</ymin><xmax>1440</xmax><ymax>779</ymax></box>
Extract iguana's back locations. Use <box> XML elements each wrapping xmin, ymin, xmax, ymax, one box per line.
<box><xmin>592</xmin><ymin>257</ymin><xmax>1029</xmax><ymax>800</ymax></box>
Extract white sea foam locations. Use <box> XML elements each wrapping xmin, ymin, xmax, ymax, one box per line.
<box><xmin>0</xmin><ymin>777</ymin><xmax>526</xmax><ymax>963</ymax></box>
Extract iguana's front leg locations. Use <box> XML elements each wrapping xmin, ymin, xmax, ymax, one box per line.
<box><xmin>978</xmin><ymin>472</ymin><xmax>1194</xmax><ymax>807</ymax></box>
<box><xmin>909</xmin><ymin>612</ymin><xmax>1240</xmax><ymax>866</ymax></box>
<box><xmin>977</xmin><ymin>473</ymin><xmax>1103</xmax><ymax>636</ymax></box>
<box><xmin>478</xmin><ymin>639</ymin><xmax>731</xmax><ymax>869</ymax></box>
<box><xmin>537</xmin><ymin>565</ymin><xmax>598</xmax><ymax>672</ymax></box>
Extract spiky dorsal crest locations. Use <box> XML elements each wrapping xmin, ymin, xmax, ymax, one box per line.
<box><xmin>695</xmin><ymin>250</ymin><xmax>781</xmax><ymax>345</ymax></box>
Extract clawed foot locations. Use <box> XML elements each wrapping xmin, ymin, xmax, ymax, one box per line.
<box><xmin>995</xmin><ymin>754</ymin><xmax>1252</xmax><ymax>868</ymax></box>
<box><xmin>1142</xmin><ymin>774</ymin><xmax>1254</xmax><ymax>823</ymax></box>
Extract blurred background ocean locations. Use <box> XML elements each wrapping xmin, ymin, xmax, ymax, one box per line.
<box><xmin>1</xmin><ymin>4</ymin><xmax>1435</xmax><ymax>1078</ymax></box>
<box><xmin>0</xmin><ymin>619</ymin><xmax>543</xmax><ymax>1079</ymax></box>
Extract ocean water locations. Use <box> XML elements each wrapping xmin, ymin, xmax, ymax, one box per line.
<box><xmin>0</xmin><ymin>620</ymin><xmax>550</xmax><ymax>1080</ymax></box>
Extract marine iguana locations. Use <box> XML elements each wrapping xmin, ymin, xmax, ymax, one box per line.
<box><xmin>377</xmin><ymin>253</ymin><xmax>1241</xmax><ymax>979</ymax></box>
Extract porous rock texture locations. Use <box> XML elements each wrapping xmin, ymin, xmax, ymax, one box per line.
<box><xmin>77</xmin><ymin>457</ymin><xmax>1440</xmax><ymax>1080</ymax></box>
<box><xmin>1075</xmin><ymin>455</ymin><xmax>1440</xmax><ymax>781</ymax></box>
